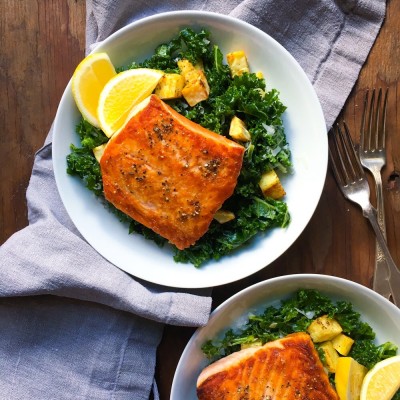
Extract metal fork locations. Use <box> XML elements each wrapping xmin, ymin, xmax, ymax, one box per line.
<box><xmin>359</xmin><ymin>88</ymin><xmax>391</xmax><ymax>299</ymax></box>
<box><xmin>329</xmin><ymin>122</ymin><xmax>400</xmax><ymax>306</ymax></box>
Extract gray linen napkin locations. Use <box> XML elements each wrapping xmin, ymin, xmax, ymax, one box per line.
<box><xmin>0</xmin><ymin>0</ymin><xmax>386</xmax><ymax>399</ymax></box>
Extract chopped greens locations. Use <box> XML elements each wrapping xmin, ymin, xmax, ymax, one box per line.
<box><xmin>201</xmin><ymin>289</ymin><xmax>399</xmax><ymax>396</ymax></box>
<box><xmin>350</xmin><ymin>340</ymin><xmax>398</xmax><ymax>370</ymax></box>
<box><xmin>67</xmin><ymin>28</ymin><xmax>291</xmax><ymax>267</ymax></box>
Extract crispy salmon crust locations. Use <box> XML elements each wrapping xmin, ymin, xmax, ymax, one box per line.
<box><xmin>100</xmin><ymin>94</ymin><xmax>244</xmax><ymax>250</ymax></box>
<box><xmin>197</xmin><ymin>332</ymin><xmax>339</xmax><ymax>400</ymax></box>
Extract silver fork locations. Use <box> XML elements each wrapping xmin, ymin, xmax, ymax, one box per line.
<box><xmin>329</xmin><ymin>121</ymin><xmax>400</xmax><ymax>306</ymax></box>
<box><xmin>359</xmin><ymin>88</ymin><xmax>391</xmax><ymax>299</ymax></box>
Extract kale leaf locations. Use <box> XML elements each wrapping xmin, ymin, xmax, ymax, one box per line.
<box><xmin>66</xmin><ymin>145</ymin><xmax>103</xmax><ymax>196</ymax></box>
<box><xmin>66</xmin><ymin>120</ymin><xmax>108</xmax><ymax>196</ymax></box>
<box><xmin>349</xmin><ymin>340</ymin><xmax>398</xmax><ymax>369</ymax></box>
<box><xmin>174</xmin><ymin>197</ymin><xmax>289</xmax><ymax>267</ymax></box>
<box><xmin>334</xmin><ymin>301</ymin><xmax>375</xmax><ymax>340</ymax></box>
<box><xmin>120</xmin><ymin>28</ymin><xmax>212</xmax><ymax>72</ymax></box>
<box><xmin>201</xmin><ymin>289</ymin><xmax>399</xmax><ymax>372</ymax></box>
<box><xmin>202</xmin><ymin>290</ymin><xmax>399</xmax><ymax>399</ymax></box>
<box><xmin>76</xmin><ymin>119</ymin><xmax>108</xmax><ymax>149</ymax></box>
<box><xmin>67</xmin><ymin>28</ymin><xmax>292</xmax><ymax>267</ymax></box>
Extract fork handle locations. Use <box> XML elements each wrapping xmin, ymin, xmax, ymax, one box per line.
<box><xmin>370</xmin><ymin>169</ymin><xmax>392</xmax><ymax>299</ymax></box>
<box><xmin>363</xmin><ymin>205</ymin><xmax>400</xmax><ymax>307</ymax></box>
<box><xmin>373</xmin><ymin>171</ymin><xmax>386</xmax><ymax>237</ymax></box>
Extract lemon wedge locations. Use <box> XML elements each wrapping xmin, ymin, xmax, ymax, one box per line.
<box><xmin>335</xmin><ymin>357</ymin><xmax>368</xmax><ymax>400</ymax></box>
<box><xmin>97</xmin><ymin>68</ymin><xmax>164</xmax><ymax>137</ymax></box>
<box><xmin>360</xmin><ymin>355</ymin><xmax>400</xmax><ymax>400</ymax></box>
<box><xmin>71</xmin><ymin>52</ymin><xmax>116</xmax><ymax>127</ymax></box>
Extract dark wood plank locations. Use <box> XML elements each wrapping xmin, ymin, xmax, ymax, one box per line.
<box><xmin>0</xmin><ymin>0</ymin><xmax>85</xmax><ymax>244</ymax></box>
<box><xmin>343</xmin><ymin>0</ymin><xmax>400</xmax><ymax>271</ymax></box>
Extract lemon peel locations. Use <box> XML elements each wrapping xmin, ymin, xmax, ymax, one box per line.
<box><xmin>335</xmin><ymin>357</ymin><xmax>367</xmax><ymax>400</ymax></box>
<box><xmin>71</xmin><ymin>52</ymin><xmax>116</xmax><ymax>127</ymax></box>
<box><xmin>360</xmin><ymin>355</ymin><xmax>400</xmax><ymax>400</ymax></box>
<box><xmin>97</xmin><ymin>68</ymin><xmax>164</xmax><ymax>137</ymax></box>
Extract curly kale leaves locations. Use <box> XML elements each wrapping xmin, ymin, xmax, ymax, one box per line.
<box><xmin>120</xmin><ymin>28</ymin><xmax>212</xmax><ymax>72</ymax></box>
<box><xmin>174</xmin><ymin>197</ymin><xmax>289</xmax><ymax>267</ymax></box>
<box><xmin>67</xmin><ymin>28</ymin><xmax>291</xmax><ymax>268</ymax></box>
<box><xmin>201</xmin><ymin>289</ymin><xmax>398</xmax><ymax>372</ymax></box>
<box><xmin>75</xmin><ymin>119</ymin><xmax>109</xmax><ymax>149</ymax></box>
<box><xmin>66</xmin><ymin>120</ymin><xmax>108</xmax><ymax>195</ymax></box>
<box><xmin>171</xmin><ymin>66</ymin><xmax>290</xmax><ymax>203</ymax></box>
<box><xmin>165</xmin><ymin>34</ymin><xmax>290</xmax><ymax>267</ymax></box>
<box><xmin>349</xmin><ymin>340</ymin><xmax>398</xmax><ymax>370</ymax></box>
<box><xmin>202</xmin><ymin>290</ymin><xmax>400</xmax><ymax>399</ymax></box>
<box><xmin>66</xmin><ymin>145</ymin><xmax>103</xmax><ymax>196</ymax></box>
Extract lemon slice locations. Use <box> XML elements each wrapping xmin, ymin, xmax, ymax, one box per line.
<box><xmin>360</xmin><ymin>355</ymin><xmax>400</xmax><ymax>400</ymax></box>
<box><xmin>71</xmin><ymin>52</ymin><xmax>116</xmax><ymax>127</ymax></box>
<box><xmin>335</xmin><ymin>357</ymin><xmax>367</xmax><ymax>400</ymax></box>
<box><xmin>97</xmin><ymin>68</ymin><xmax>164</xmax><ymax>137</ymax></box>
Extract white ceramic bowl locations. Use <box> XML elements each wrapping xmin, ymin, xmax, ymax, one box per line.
<box><xmin>171</xmin><ymin>274</ymin><xmax>400</xmax><ymax>399</ymax></box>
<box><xmin>53</xmin><ymin>11</ymin><xmax>327</xmax><ymax>288</ymax></box>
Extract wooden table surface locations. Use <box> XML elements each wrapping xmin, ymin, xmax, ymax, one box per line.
<box><xmin>1</xmin><ymin>1</ymin><xmax>399</xmax><ymax>399</ymax></box>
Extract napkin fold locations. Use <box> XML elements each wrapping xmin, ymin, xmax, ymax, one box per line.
<box><xmin>1</xmin><ymin>140</ymin><xmax>211</xmax><ymax>326</ymax></box>
<box><xmin>0</xmin><ymin>0</ymin><xmax>386</xmax><ymax>398</ymax></box>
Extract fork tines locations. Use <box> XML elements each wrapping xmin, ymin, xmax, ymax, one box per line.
<box><xmin>360</xmin><ymin>88</ymin><xmax>389</xmax><ymax>152</ymax></box>
<box><xmin>329</xmin><ymin>122</ymin><xmax>365</xmax><ymax>187</ymax></box>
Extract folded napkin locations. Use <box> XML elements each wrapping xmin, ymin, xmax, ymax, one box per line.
<box><xmin>0</xmin><ymin>0</ymin><xmax>385</xmax><ymax>398</ymax></box>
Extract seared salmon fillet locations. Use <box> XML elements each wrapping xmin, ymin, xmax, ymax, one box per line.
<box><xmin>197</xmin><ymin>332</ymin><xmax>339</xmax><ymax>400</ymax></box>
<box><xmin>100</xmin><ymin>94</ymin><xmax>244</xmax><ymax>250</ymax></box>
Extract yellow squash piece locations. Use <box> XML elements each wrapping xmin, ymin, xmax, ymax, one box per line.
<box><xmin>92</xmin><ymin>143</ymin><xmax>107</xmax><ymax>162</ymax></box>
<box><xmin>178</xmin><ymin>59</ymin><xmax>201</xmax><ymax>77</ymax></box>
<box><xmin>178</xmin><ymin>59</ymin><xmax>210</xmax><ymax>106</ymax></box>
<box><xmin>226</xmin><ymin>50</ymin><xmax>250</xmax><ymax>77</ymax></box>
<box><xmin>335</xmin><ymin>357</ymin><xmax>367</xmax><ymax>400</ymax></box>
<box><xmin>259</xmin><ymin>170</ymin><xmax>286</xmax><ymax>200</ymax></box>
<box><xmin>319</xmin><ymin>341</ymin><xmax>340</xmax><ymax>373</ymax></box>
<box><xmin>229</xmin><ymin>116</ymin><xmax>251</xmax><ymax>142</ymax></box>
<box><xmin>332</xmin><ymin>334</ymin><xmax>355</xmax><ymax>356</ymax></box>
<box><xmin>155</xmin><ymin>73</ymin><xmax>185</xmax><ymax>99</ymax></box>
<box><xmin>307</xmin><ymin>315</ymin><xmax>343</xmax><ymax>343</ymax></box>
<box><xmin>214</xmin><ymin>210</ymin><xmax>235</xmax><ymax>224</ymax></box>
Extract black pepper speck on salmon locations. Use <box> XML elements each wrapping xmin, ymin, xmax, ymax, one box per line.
<box><xmin>100</xmin><ymin>94</ymin><xmax>244</xmax><ymax>250</ymax></box>
<box><xmin>197</xmin><ymin>332</ymin><xmax>339</xmax><ymax>400</ymax></box>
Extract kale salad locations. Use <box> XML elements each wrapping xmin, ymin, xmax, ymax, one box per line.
<box><xmin>201</xmin><ymin>289</ymin><xmax>399</xmax><ymax>398</ymax></box>
<box><xmin>66</xmin><ymin>28</ymin><xmax>291</xmax><ymax>267</ymax></box>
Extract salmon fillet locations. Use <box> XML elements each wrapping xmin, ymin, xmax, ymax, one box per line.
<box><xmin>100</xmin><ymin>94</ymin><xmax>244</xmax><ymax>250</ymax></box>
<box><xmin>197</xmin><ymin>332</ymin><xmax>339</xmax><ymax>400</ymax></box>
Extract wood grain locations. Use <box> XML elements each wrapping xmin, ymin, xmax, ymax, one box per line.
<box><xmin>1</xmin><ymin>1</ymin><xmax>399</xmax><ymax>399</ymax></box>
<box><xmin>0</xmin><ymin>0</ymin><xmax>85</xmax><ymax>243</ymax></box>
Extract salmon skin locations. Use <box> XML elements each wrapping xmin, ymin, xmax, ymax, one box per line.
<box><xmin>197</xmin><ymin>332</ymin><xmax>339</xmax><ymax>400</ymax></box>
<box><xmin>100</xmin><ymin>94</ymin><xmax>244</xmax><ymax>250</ymax></box>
